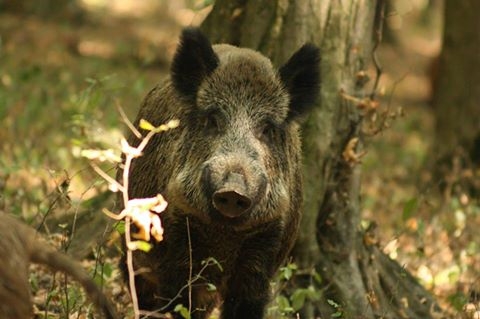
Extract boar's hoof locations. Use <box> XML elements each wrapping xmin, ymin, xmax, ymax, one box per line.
<box><xmin>213</xmin><ymin>189</ymin><xmax>252</xmax><ymax>218</ymax></box>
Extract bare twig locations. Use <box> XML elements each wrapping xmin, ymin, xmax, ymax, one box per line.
<box><xmin>375</xmin><ymin>70</ymin><xmax>409</xmax><ymax>135</ymax></box>
<box><xmin>90</xmin><ymin>163</ymin><xmax>125</xmax><ymax>193</ymax></box>
<box><xmin>117</xmin><ymin>117</ymin><xmax>160</xmax><ymax>319</ymax></box>
<box><xmin>119</xmin><ymin>122</ymin><xmax>175</xmax><ymax>318</ymax></box>
<box><xmin>87</xmin><ymin>108</ymin><xmax>179</xmax><ymax>318</ymax></box>
<box><xmin>370</xmin><ymin>0</ymin><xmax>386</xmax><ymax>100</ymax></box>
<box><xmin>121</xmin><ymin>151</ymin><xmax>140</xmax><ymax>319</ymax></box>
<box><xmin>159</xmin><ymin>258</ymin><xmax>219</xmax><ymax>312</ymax></box>
<box><xmin>187</xmin><ymin>217</ymin><xmax>193</xmax><ymax>316</ymax></box>
<box><xmin>116</xmin><ymin>100</ymin><xmax>142</xmax><ymax>139</ymax></box>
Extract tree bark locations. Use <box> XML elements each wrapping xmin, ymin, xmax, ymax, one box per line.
<box><xmin>431</xmin><ymin>0</ymin><xmax>480</xmax><ymax>194</ymax></box>
<box><xmin>202</xmin><ymin>1</ymin><xmax>442</xmax><ymax>318</ymax></box>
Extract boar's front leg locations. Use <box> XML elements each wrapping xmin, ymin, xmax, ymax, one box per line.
<box><xmin>222</xmin><ymin>223</ymin><xmax>283</xmax><ymax>319</ymax></box>
<box><xmin>222</xmin><ymin>273</ymin><xmax>271</xmax><ymax>319</ymax></box>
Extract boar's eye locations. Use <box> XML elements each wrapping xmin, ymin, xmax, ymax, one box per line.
<box><xmin>201</xmin><ymin>110</ymin><xmax>222</xmax><ymax>134</ymax></box>
<box><xmin>259</xmin><ymin>120</ymin><xmax>279</xmax><ymax>142</ymax></box>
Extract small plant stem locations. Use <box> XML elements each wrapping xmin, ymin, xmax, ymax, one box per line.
<box><xmin>187</xmin><ymin>217</ymin><xmax>193</xmax><ymax>316</ymax></box>
<box><xmin>122</xmin><ymin>129</ymin><xmax>157</xmax><ymax>319</ymax></box>
<box><xmin>91</xmin><ymin>163</ymin><xmax>124</xmax><ymax>193</ymax></box>
<box><xmin>370</xmin><ymin>0</ymin><xmax>385</xmax><ymax>100</ymax></box>
<box><xmin>122</xmin><ymin>152</ymin><xmax>140</xmax><ymax>319</ymax></box>
<box><xmin>159</xmin><ymin>259</ymin><xmax>216</xmax><ymax>312</ymax></box>
<box><xmin>117</xmin><ymin>101</ymin><xmax>142</xmax><ymax>139</ymax></box>
<box><xmin>92</xmin><ymin>114</ymin><xmax>177</xmax><ymax>318</ymax></box>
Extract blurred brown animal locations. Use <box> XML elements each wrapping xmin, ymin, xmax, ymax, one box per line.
<box><xmin>0</xmin><ymin>212</ymin><xmax>118</xmax><ymax>319</ymax></box>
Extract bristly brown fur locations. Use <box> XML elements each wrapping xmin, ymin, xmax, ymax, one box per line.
<box><xmin>119</xmin><ymin>27</ymin><xmax>320</xmax><ymax>319</ymax></box>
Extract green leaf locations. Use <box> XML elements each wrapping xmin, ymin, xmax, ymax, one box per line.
<box><xmin>281</xmin><ymin>267</ymin><xmax>292</xmax><ymax>280</ymax></box>
<box><xmin>313</xmin><ymin>271</ymin><xmax>323</xmax><ymax>284</ymax></box>
<box><xmin>58</xmin><ymin>223</ymin><xmax>68</xmax><ymax>229</ymax></box>
<box><xmin>447</xmin><ymin>292</ymin><xmax>468</xmax><ymax>311</ymax></box>
<box><xmin>402</xmin><ymin>197</ymin><xmax>418</xmax><ymax>221</ymax></box>
<box><xmin>136</xmin><ymin>241</ymin><xmax>153</xmax><ymax>252</ymax></box>
<box><xmin>102</xmin><ymin>262</ymin><xmax>113</xmax><ymax>278</ymax></box>
<box><xmin>206</xmin><ymin>283</ymin><xmax>217</xmax><ymax>291</ymax></box>
<box><xmin>287</xmin><ymin>262</ymin><xmax>298</xmax><ymax>270</ymax></box>
<box><xmin>291</xmin><ymin>289</ymin><xmax>308</xmax><ymax>311</ymax></box>
<box><xmin>174</xmin><ymin>304</ymin><xmax>191</xmax><ymax>319</ymax></box>
<box><xmin>127</xmin><ymin>240</ymin><xmax>153</xmax><ymax>252</ymax></box>
<box><xmin>276</xmin><ymin>295</ymin><xmax>293</xmax><ymax>314</ymax></box>
<box><xmin>139</xmin><ymin>119</ymin><xmax>156</xmax><ymax>131</ymax></box>
<box><xmin>327</xmin><ymin>299</ymin><xmax>340</xmax><ymax>308</ymax></box>
<box><xmin>279</xmin><ymin>263</ymin><xmax>297</xmax><ymax>281</ymax></box>
<box><xmin>174</xmin><ymin>304</ymin><xmax>183</xmax><ymax>311</ymax></box>
<box><xmin>114</xmin><ymin>221</ymin><xmax>125</xmax><ymax>235</ymax></box>
<box><xmin>327</xmin><ymin>299</ymin><xmax>343</xmax><ymax>317</ymax></box>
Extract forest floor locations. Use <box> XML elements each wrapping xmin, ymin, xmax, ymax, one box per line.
<box><xmin>0</xmin><ymin>1</ymin><xmax>478</xmax><ymax>318</ymax></box>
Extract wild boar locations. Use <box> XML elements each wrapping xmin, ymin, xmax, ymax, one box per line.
<box><xmin>121</xmin><ymin>27</ymin><xmax>320</xmax><ymax>319</ymax></box>
<box><xmin>0</xmin><ymin>212</ymin><xmax>118</xmax><ymax>319</ymax></box>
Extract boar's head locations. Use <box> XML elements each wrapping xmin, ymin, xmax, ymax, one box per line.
<box><xmin>153</xmin><ymin>28</ymin><xmax>320</xmax><ymax>229</ymax></box>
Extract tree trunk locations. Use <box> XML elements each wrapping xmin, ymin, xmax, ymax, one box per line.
<box><xmin>431</xmin><ymin>0</ymin><xmax>480</xmax><ymax>194</ymax></box>
<box><xmin>202</xmin><ymin>1</ymin><xmax>443</xmax><ymax>318</ymax></box>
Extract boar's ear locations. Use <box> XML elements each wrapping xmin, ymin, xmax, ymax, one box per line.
<box><xmin>279</xmin><ymin>44</ymin><xmax>320</xmax><ymax>121</ymax></box>
<box><xmin>171</xmin><ymin>28</ymin><xmax>219</xmax><ymax>100</ymax></box>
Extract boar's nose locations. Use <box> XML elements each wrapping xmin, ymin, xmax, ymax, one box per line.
<box><xmin>213</xmin><ymin>190</ymin><xmax>252</xmax><ymax>218</ymax></box>
<box><xmin>212</xmin><ymin>173</ymin><xmax>252</xmax><ymax>218</ymax></box>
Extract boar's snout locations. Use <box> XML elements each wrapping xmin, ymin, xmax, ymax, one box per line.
<box><xmin>203</xmin><ymin>159</ymin><xmax>267</xmax><ymax>219</ymax></box>
<box><xmin>213</xmin><ymin>190</ymin><xmax>252</xmax><ymax>218</ymax></box>
<box><xmin>212</xmin><ymin>172</ymin><xmax>252</xmax><ymax>218</ymax></box>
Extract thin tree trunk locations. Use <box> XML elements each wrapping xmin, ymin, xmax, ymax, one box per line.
<box><xmin>431</xmin><ymin>0</ymin><xmax>480</xmax><ymax>194</ymax></box>
<box><xmin>202</xmin><ymin>1</ymin><xmax>442</xmax><ymax>318</ymax></box>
